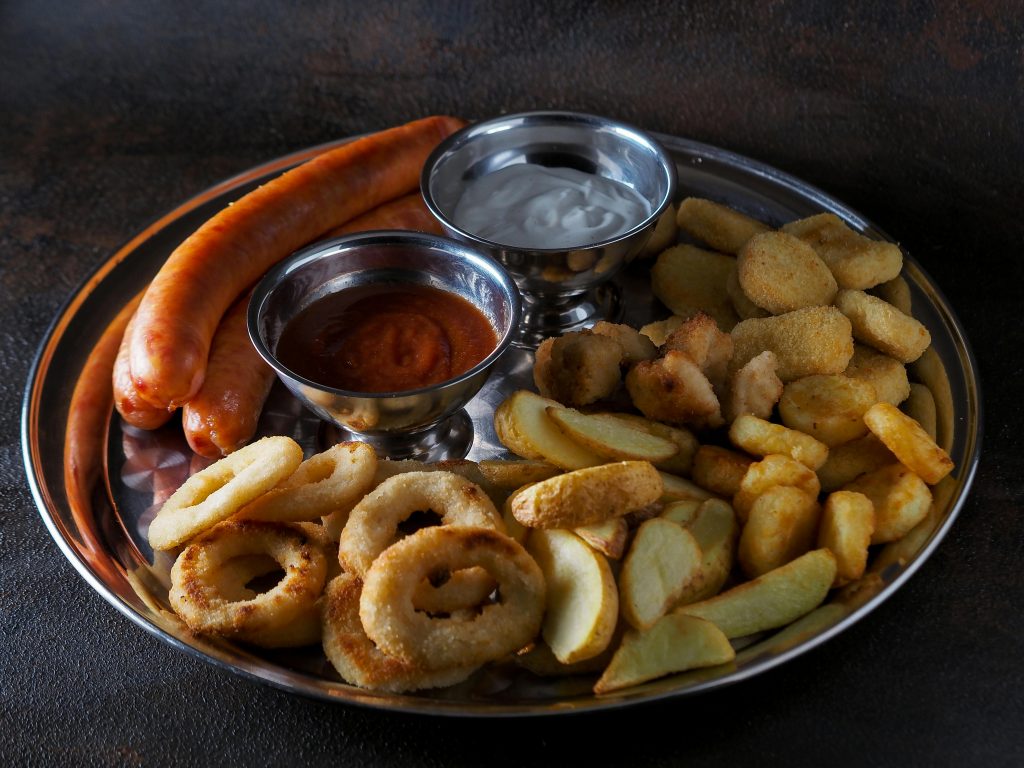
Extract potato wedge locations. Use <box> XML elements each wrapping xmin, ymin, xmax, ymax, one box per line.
<box><xmin>863</xmin><ymin>402</ymin><xmax>953</xmax><ymax>485</ymax></box>
<box><xmin>659</xmin><ymin>471</ymin><xmax>715</xmax><ymax>503</ymax></box>
<box><xmin>620</xmin><ymin>518</ymin><xmax>704</xmax><ymax>630</ymax></box>
<box><xmin>659</xmin><ymin>498</ymin><xmax>703</xmax><ymax>526</ymax></box>
<box><xmin>729</xmin><ymin>413</ymin><xmax>829</xmax><ymax>470</ymax></box>
<box><xmin>527</xmin><ymin>529</ymin><xmax>619</xmax><ymax>664</ymax></box>
<box><xmin>478</xmin><ymin>459</ymin><xmax>561</xmax><ymax>489</ymax></box>
<box><xmin>604</xmin><ymin>413</ymin><xmax>699</xmax><ymax>476</ymax></box>
<box><xmin>844</xmin><ymin>463</ymin><xmax>932</xmax><ymax>543</ymax></box>
<box><xmin>574</xmin><ymin>516</ymin><xmax>629</xmax><ymax>560</ymax></box>
<box><xmin>676</xmin><ymin>197</ymin><xmax>771</xmax><ymax>255</ymax></box>
<box><xmin>546</xmin><ymin>406</ymin><xmax>679</xmax><ymax>462</ymax></box>
<box><xmin>651</xmin><ymin>244</ymin><xmax>739</xmax><ymax>331</ymax></box>
<box><xmin>778</xmin><ymin>374</ymin><xmax>876</xmax><ymax>447</ymax></box>
<box><xmin>516</xmin><ymin>638</ymin><xmax>616</xmax><ymax>678</ymax></box>
<box><xmin>680</xmin><ymin>498</ymin><xmax>738</xmax><ymax>604</ymax></box>
<box><xmin>738</xmin><ymin>486</ymin><xmax>821</xmax><ymax>578</ymax></box>
<box><xmin>816</xmin><ymin>433</ymin><xmax>894</xmax><ymax>493</ymax></box>
<box><xmin>593</xmin><ymin>614</ymin><xmax>734</xmax><ymax>694</ymax></box>
<box><xmin>677</xmin><ymin>549</ymin><xmax>837</xmax><ymax>638</ymax></box>
<box><xmin>494</xmin><ymin>390</ymin><xmax>603</xmax><ymax>470</ymax></box>
<box><xmin>692</xmin><ymin>445</ymin><xmax>754</xmax><ymax>497</ymax></box>
<box><xmin>510</xmin><ymin>461</ymin><xmax>663</xmax><ymax>529</ymax></box>
<box><xmin>818</xmin><ymin>491</ymin><xmax>875</xmax><ymax>586</ymax></box>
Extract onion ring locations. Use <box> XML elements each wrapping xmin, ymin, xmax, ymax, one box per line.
<box><xmin>338</xmin><ymin>471</ymin><xmax>504</xmax><ymax>577</ymax></box>
<box><xmin>359</xmin><ymin>526</ymin><xmax>545</xmax><ymax>670</ymax></box>
<box><xmin>321</xmin><ymin>573</ymin><xmax>479</xmax><ymax>692</ymax></box>
<box><xmin>412</xmin><ymin>567</ymin><xmax>497</xmax><ymax>616</ymax></box>
<box><xmin>169</xmin><ymin>519</ymin><xmax>327</xmax><ymax>647</ymax></box>
<box><xmin>237</xmin><ymin>441</ymin><xmax>377</xmax><ymax>523</ymax></box>
<box><xmin>149</xmin><ymin>435</ymin><xmax>303</xmax><ymax>550</ymax></box>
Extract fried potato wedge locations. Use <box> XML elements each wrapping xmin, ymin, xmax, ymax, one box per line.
<box><xmin>546</xmin><ymin>406</ymin><xmax>679</xmax><ymax>462</ymax></box>
<box><xmin>733</xmin><ymin>454</ymin><xmax>821</xmax><ymax>522</ymax></box>
<box><xmin>692</xmin><ymin>445</ymin><xmax>754</xmax><ymax>497</ymax></box>
<box><xmin>494</xmin><ymin>390</ymin><xmax>603</xmax><ymax>470</ymax></box>
<box><xmin>844</xmin><ymin>463</ymin><xmax>932</xmax><ymax>543</ymax></box>
<box><xmin>651</xmin><ymin>244</ymin><xmax>739</xmax><ymax>331</ymax></box>
<box><xmin>835</xmin><ymin>289</ymin><xmax>931</xmax><ymax>364</ymax></box>
<box><xmin>676</xmin><ymin>197</ymin><xmax>771</xmax><ymax>255</ymax></box>
<box><xmin>659</xmin><ymin>498</ymin><xmax>703</xmax><ymax>526</ymax></box>
<box><xmin>738</xmin><ymin>486</ymin><xmax>821</xmax><ymax>578</ymax></box>
<box><xmin>678</xmin><ymin>548</ymin><xmax>837</xmax><ymax>638</ymax></box>
<box><xmin>527</xmin><ymin>529</ymin><xmax>619</xmax><ymax>664</ymax></box>
<box><xmin>863</xmin><ymin>402</ymin><xmax>953</xmax><ymax>485</ymax></box>
<box><xmin>730</xmin><ymin>306</ymin><xmax>854</xmax><ymax>382</ymax></box>
<box><xmin>510</xmin><ymin>460</ymin><xmax>664</xmax><ymax>529</ymax></box>
<box><xmin>680</xmin><ymin>498</ymin><xmax>739</xmax><ymax>604</ymax></box>
<box><xmin>816</xmin><ymin>433</ymin><xmax>895</xmax><ymax>493</ymax></box>
<box><xmin>737</xmin><ymin>231</ymin><xmax>838</xmax><ymax>314</ymax></box>
<box><xmin>729</xmin><ymin>413</ymin><xmax>829</xmax><ymax>470</ymax></box>
<box><xmin>604</xmin><ymin>413</ymin><xmax>699</xmax><ymax>476</ymax></box>
<box><xmin>779</xmin><ymin>374</ymin><xmax>876</xmax><ymax>447</ymax></box>
<box><xmin>574</xmin><ymin>516</ymin><xmax>629</xmax><ymax>560</ymax></box>
<box><xmin>594</xmin><ymin>614</ymin><xmax>734</xmax><ymax>694</ymax></box>
<box><xmin>620</xmin><ymin>518</ymin><xmax>704</xmax><ymax>630</ymax></box>
<box><xmin>659</xmin><ymin>471</ymin><xmax>715</xmax><ymax>503</ymax></box>
<box><xmin>818</xmin><ymin>491</ymin><xmax>875</xmax><ymax>586</ymax></box>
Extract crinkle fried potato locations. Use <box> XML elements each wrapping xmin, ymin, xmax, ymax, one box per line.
<box><xmin>818</xmin><ymin>491</ymin><xmax>875</xmax><ymax>587</ymax></box>
<box><xmin>733</xmin><ymin>453</ymin><xmax>822</xmax><ymax>522</ymax></box>
<box><xmin>730</xmin><ymin>306</ymin><xmax>854</xmax><ymax>382</ymax></box>
<box><xmin>738</xmin><ymin>485</ymin><xmax>821</xmax><ymax>578</ymax></box>
<box><xmin>729</xmin><ymin>414</ymin><xmax>829</xmax><ymax>471</ymax></box>
<box><xmin>782</xmin><ymin>213</ymin><xmax>903</xmax><ymax>290</ymax></box>
<box><xmin>676</xmin><ymin>197</ymin><xmax>771</xmax><ymax>255</ymax></box>
<box><xmin>863</xmin><ymin>402</ymin><xmax>953</xmax><ymax>484</ymax></box>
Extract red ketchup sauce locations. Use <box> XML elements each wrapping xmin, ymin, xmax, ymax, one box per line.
<box><xmin>274</xmin><ymin>283</ymin><xmax>497</xmax><ymax>393</ymax></box>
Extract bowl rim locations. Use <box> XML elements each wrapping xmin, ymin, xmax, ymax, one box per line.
<box><xmin>420</xmin><ymin>109</ymin><xmax>678</xmax><ymax>254</ymax></box>
<box><xmin>247</xmin><ymin>229</ymin><xmax>522</xmax><ymax>399</ymax></box>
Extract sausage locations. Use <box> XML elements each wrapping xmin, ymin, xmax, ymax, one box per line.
<box><xmin>128</xmin><ymin>115</ymin><xmax>466</xmax><ymax>410</ymax></box>
<box><xmin>321</xmin><ymin>192</ymin><xmax>444</xmax><ymax>239</ymax></box>
<box><xmin>181</xmin><ymin>291</ymin><xmax>276</xmax><ymax>458</ymax></box>
<box><xmin>113</xmin><ymin>310</ymin><xmax>176</xmax><ymax>429</ymax></box>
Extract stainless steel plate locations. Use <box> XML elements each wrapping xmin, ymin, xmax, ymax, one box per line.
<box><xmin>23</xmin><ymin>133</ymin><xmax>982</xmax><ymax>715</ymax></box>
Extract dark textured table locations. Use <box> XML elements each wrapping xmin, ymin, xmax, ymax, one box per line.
<box><xmin>4</xmin><ymin>2</ymin><xmax>1023</xmax><ymax>765</ymax></box>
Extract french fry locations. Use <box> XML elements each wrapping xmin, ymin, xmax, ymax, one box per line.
<box><xmin>863</xmin><ymin>402</ymin><xmax>953</xmax><ymax>484</ymax></box>
<box><xmin>817</xmin><ymin>491</ymin><xmax>875</xmax><ymax>586</ymax></box>
<box><xmin>692</xmin><ymin>445</ymin><xmax>754</xmax><ymax>497</ymax></box>
<box><xmin>677</xmin><ymin>549</ymin><xmax>837</xmax><ymax>638</ymax></box>
<box><xmin>844</xmin><ymin>463</ymin><xmax>932</xmax><ymax>543</ymax></box>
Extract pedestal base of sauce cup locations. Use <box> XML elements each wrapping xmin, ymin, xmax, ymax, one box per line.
<box><xmin>515</xmin><ymin>281</ymin><xmax>624</xmax><ymax>348</ymax></box>
<box><xmin>318</xmin><ymin>409</ymin><xmax>474</xmax><ymax>462</ymax></box>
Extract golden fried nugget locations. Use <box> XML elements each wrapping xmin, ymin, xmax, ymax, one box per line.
<box><xmin>733</xmin><ymin>454</ymin><xmax>822</xmax><ymax>522</ymax></box>
<box><xmin>625</xmin><ymin>350</ymin><xmax>724</xmax><ymax>429</ymax></box>
<box><xmin>870</xmin><ymin>275</ymin><xmax>912</xmax><ymax>315</ymax></box>
<box><xmin>730</xmin><ymin>306</ymin><xmax>854</xmax><ymax>382</ymax></box>
<box><xmin>835</xmin><ymin>289</ymin><xmax>931</xmax><ymax>364</ymax></box>
<box><xmin>863</xmin><ymin>402</ymin><xmax>953</xmax><ymax>484</ymax></box>
<box><xmin>816</xmin><ymin>433</ymin><xmax>895</xmax><ymax>493</ymax></box>
<box><xmin>778</xmin><ymin>374</ymin><xmax>876</xmax><ymax>447</ymax></box>
<box><xmin>737</xmin><ymin>231</ymin><xmax>838</xmax><ymax>314</ymax></box>
<box><xmin>818</xmin><ymin>491</ymin><xmax>875</xmax><ymax>586</ymax></box>
<box><xmin>724</xmin><ymin>350</ymin><xmax>784</xmax><ymax>423</ymax></box>
<box><xmin>663</xmin><ymin>311</ymin><xmax>734</xmax><ymax>394</ymax></box>
<box><xmin>692</xmin><ymin>445</ymin><xmax>754</xmax><ymax>497</ymax></box>
<box><xmin>901</xmin><ymin>383</ymin><xmax>938</xmax><ymax>441</ymax></box>
<box><xmin>782</xmin><ymin>213</ymin><xmax>903</xmax><ymax>290</ymax></box>
<box><xmin>726</xmin><ymin>262</ymin><xmax>770</xmax><ymax>320</ymax></box>
<box><xmin>532</xmin><ymin>330</ymin><xmax>624</xmax><ymax>406</ymax></box>
<box><xmin>676</xmin><ymin>197</ymin><xmax>771</xmax><ymax>254</ymax></box>
<box><xmin>910</xmin><ymin>347</ymin><xmax>954</xmax><ymax>453</ymax></box>
<box><xmin>729</xmin><ymin>414</ymin><xmax>829</xmax><ymax>470</ymax></box>
<box><xmin>843</xmin><ymin>344</ymin><xmax>911</xmax><ymax>406</ymax></box>
<box><xmin>651</xmin><ymin>245</ymin><xmax>739</xmax><ymax>331</ymax></box>
<box><xmin>591</xmin><ymin>321</ymin><xmax>658</xmax><ymax>364</ymax></box>
<box><xmin>639</xmin><ymin>315</ymin><xmax>687</xmax><ymax>347</ymax></box>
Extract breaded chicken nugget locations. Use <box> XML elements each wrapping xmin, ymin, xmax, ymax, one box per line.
<box><xmin>625</xmin><ymin>350</ymin><xmax>724</xmax><ymax>430</ymax></box>
<box><xmin>663</xmin><ymin>312</ymin><xmax>734</xmax><ymax>395</ymax></box>
<box><xmin>724</xmin><ymin>350</ymin><xmax>784</xmax><ymax>423</ymax></box>
<box><xmin>730</xmin><ymin>306</ymin><xmax>854</xmax><ymax>382</ymax></box>
<box><xmin>591</xmin><ymin>321</ymin><xmax>658</xmax><ymax>364</ymax></box>
<box><xmin>782</xmin><ymin>213</ymin><xmax>902</xmax><ymax>290</ymax></box>
<box><xmin>737</xmin><ymin>231</ymin><xmax>837</xmax><ymax>314</ymax></box>
<box><xmin>651</xmin><ymin>245</ymin><xmax>739</xmax><ymax>331</ymax></box>
<box><xmin>835</xmin><ymin>289</ymin><xmax>931</xmax><ymax>364</ymax></box>
<box><xmin>533</xmin><ymin>330</ymin><xmax>623</xmax><ymax>406</ymax></box>
<box><xmin>676</xmin><ymin>198</ymin><xmax>771</xmax><ymax>254</ymax></box>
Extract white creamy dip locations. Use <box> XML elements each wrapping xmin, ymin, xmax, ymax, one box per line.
<box><xmin>451</xmin><ymin>164</ymin><xmax>651</xmax><ymax>250</ymax></box>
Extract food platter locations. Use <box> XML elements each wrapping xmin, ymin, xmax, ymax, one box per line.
<box><xmin>23</xmin><ymin>130</ymin><xmax>981</xmax><ymax>715</ymax></box>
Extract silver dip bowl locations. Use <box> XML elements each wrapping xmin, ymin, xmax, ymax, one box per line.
<box><xmin>248</xmin><ymin>231</ymin><xmax>521</xmax><ymax>460</ymax></box>
<box><xmin>421</xmin><ymin>110</ymin><xmax>676</xmax><ymax>346</ymax></box>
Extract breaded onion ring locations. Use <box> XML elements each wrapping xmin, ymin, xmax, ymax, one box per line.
<box><xmin>412</xmin><ymin>567</ymin><xmax>497</xmax><ymax>616</ymax></box>
<box><xmin>359</xmin><ymin>526</ymin><xmax>545</xmax><ymax>670</ymax></box>
<box><xmin>149</xmin><ymin>436</ymin><xmax>303</xmax><ymax>550</ymax></box>
<box><xmin>169</xmin><ymin>519</ymin><xmax>327</xmax><ymax>647</ymax></box>
<box><xmin>321</xmin><ymin>573</ymin><xmax>480</xmax><ymax>692</ymax></box>
<box><xmin>237</xmin><ymin>441</ymin><xmax>377</xmax><ymax>523</ymax></box>
<box><xmin>338</xmin><ymin>471</ymin><xmax>504</xmax><ymax>577</ymax></box>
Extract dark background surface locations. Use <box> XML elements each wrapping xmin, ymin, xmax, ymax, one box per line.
<box><xmin>3</xmin><ymin>2</ymin><xmax>1023</xmax><ymax>765</ymax></box>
